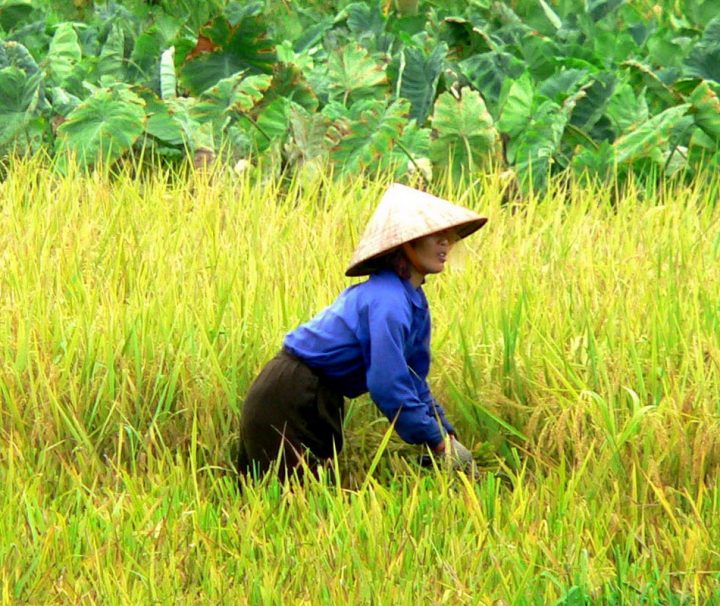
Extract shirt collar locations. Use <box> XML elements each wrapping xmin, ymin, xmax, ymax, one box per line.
<box><xmin>374</xmin><ymin>269</ymin><xmax>427</xmax><ymax>310</ymax></box>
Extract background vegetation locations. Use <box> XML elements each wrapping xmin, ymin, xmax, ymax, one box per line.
<box><xmin>3</xmin><ymin>0</ymin><xmax>720</xmax><ymax>603</ymax></box>
<box><xmin>1</xmin><ymin>0</ymin><xmax>720</xmax><ymax>190</ymax></box>
<box><xmin>1</xmin><ymin>159</ymin><xmax>720</xmax><ymax>603</ymax></box>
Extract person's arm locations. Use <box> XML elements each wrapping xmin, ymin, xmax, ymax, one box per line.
<box><xmin>363</xmin><ymin>301</ymin><xmax>445</xmax><ymax>448</ymax></box>
<box><xmin>404</xmin><ymin>311</ymin><xmax>457</xmax><ymax>438</ymax></box>
<box><xmin>411</xmin><ymin>371</ymin><xmax>457</xmax><ymax>438</ymax></box>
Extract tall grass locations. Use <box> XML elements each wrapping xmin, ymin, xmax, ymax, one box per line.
<box><xmin>1</xmin><ymin>157</ymin><xmax>719</xmax><ymax>604</ymax></box>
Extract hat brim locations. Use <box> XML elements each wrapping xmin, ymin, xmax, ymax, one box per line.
<box><xmin>345</xmin><ymin>216</ymin><xmax>488</xmax><ymax>277</ymax></box>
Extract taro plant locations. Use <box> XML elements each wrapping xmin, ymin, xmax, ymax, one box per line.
<box><xmin>0</xmin><ymin>0</ymin><xmax>719</xmax><ymax>187</ymax></box>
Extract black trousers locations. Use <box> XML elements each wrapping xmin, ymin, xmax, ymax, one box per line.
<box><xmin>237</xmin><ymin>350</ymin><xmax>345</xmax><ymax>481</ymax></box>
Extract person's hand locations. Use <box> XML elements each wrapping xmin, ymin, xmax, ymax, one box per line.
<box><xmin>431</xmin><ymin>435</ymin><xmax>473</xmax><ymax>469</ymax></box>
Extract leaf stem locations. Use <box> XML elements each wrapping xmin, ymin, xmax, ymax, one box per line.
<box><xmin>239</xmin><ymin>113</ymin><xmax>272</xmax><ymax>142</ymax></box>
<box><xmin>395</xmin><ymin>138</ymin><xmax>430</xmax><ymax>187</ymax></box>
<box><xmin>565</xmin><ymin>124</ymin><xmax>598</xmax><ymax>150</ymax></box>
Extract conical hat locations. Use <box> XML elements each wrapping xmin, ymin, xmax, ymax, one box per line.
<box><xmin>345</xmin><ymin>183</ymin><xmax>488</xmax><ymax>277</ymax></box>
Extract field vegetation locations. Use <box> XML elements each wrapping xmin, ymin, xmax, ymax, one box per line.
<box><xmin>3</xmin><ymin>0</ymin><xmax>720</xmax><ymax>603</ymax></box>
<box><xmin>1</xmin><ymin>157</ymin><xmax>720</xmax><ymax>603</ymax></box>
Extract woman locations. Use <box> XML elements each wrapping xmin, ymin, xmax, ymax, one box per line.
<box><xmin>237</xmin><ymin>183</ymin><xmax>488</xmax><ymax>480</ymax></box>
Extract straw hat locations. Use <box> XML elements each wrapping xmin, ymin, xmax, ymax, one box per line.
<box><xmin>345</xmin><ymin>183</ymin><xmax>488</xmax><ymax>277</ymax></box>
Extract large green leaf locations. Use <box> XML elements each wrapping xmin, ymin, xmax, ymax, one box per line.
<box><xmin>571</xmin><ymin>139</ymin><xmax>615</xmax><ymax>181</ymax></box>
<box><xmin>325</xmin><ymin>98</ymin><xmax>409</xmax><ymax>173</ymax></box>
<box><xmin>284</xmin><ymin>103</ymin><xmax>331</xmax><ymax>166</ymax></box>
<box><xmin>518</xmin><ymin>30</ymin><xmax>559</xmax><ymax>80</ymax></box>
<box><xmin>587</xmin><ymin>0</ymin><xmax>624</xmax><ymax>22</ymax></box>
<box><xmin>647</xmin><ymin>34</ymin><xmax>690</xmax><ymax>70</ymax></box>
<box><xmin>293</xmin><ymin>12</ymin><xmax>335</xmax><ymax>53</ymax></box>
<box><xmin>458</xmin><ymin>51</ymin><xmax>525</xmax><ymax>112</ymax></box>
<box><xmin>538</xmin><ymin>69</ymin><xmax>589</xmax><ymax>104</ymax></box>
<box><xmin>623</xmin><ymin>60</ymin><xmax>683</xmax><ymax>107</ymax></box>
<box><xmin>538</xmin><ymin>0</ymin><xmax>562</xmax><ymax>30</ymax></box>
<box><xmin>430</xmin><ymin>87</ymin><xmax>501</xmax><ymax>180</ymax></box>
<box><xmin>145</xmin><ymin>111</ymin><xmax>182</xmax><ymax>147</ymax></box>
<box><xmin>48</xmin><ymin>86</ymin><xmax>81</xmax><ymax>117</ymax></box>
<box><xmin>684</xmin><ymin>17</ymin><xmax>720</xmax><ymax>83</ymax></box>
<box><xmin>179</xmin><ymin>16</ymin><xmax>276</xmax><ymax>95</ymax></box>
<box><xmin>96</xmin><ymin>23</ymin><xmax>125</xmax><ymax>82</ymax></box>
<box><xmin>569</xmin><ymin>72</ymin><xmax>615</xmax><ymax>131</ymax></box>
<box><xmin>0</xmin><ymin>2</ymin><xmax>33</xmax><ymax>32</ymax></box>
<box><xmin>46</xmin><ymin>23</ymin><xmax>81</xmax><ymax>87</ymax></box>
<box><xmin>688</xmin><ymin>81</ymin><xmax>720</xmax><ymax>143</ymax></box>
<box><xmin>606</xmin><ymin>81</ymin><xmax>649</xmax><ymax>134</ymax></box>
<box><xmin>0</xmin><ymin>66</ymin><xmax>42</xmax><ymax>147</ymax></box>
<box><xmin>613</xmin><ymin>104</ymin><xmax>691</xmax><ymax>164</ymax></box>
<box><xmin>345</xmin><ymin>1</ymin><xmax>386</xmax><ymax>37</ymax></box>
<box><xmin>0</xmin><ymin>40</ymin><xmax>40</xmax><ymax>74</ymax></box>
<box><xmin>155</xmin><ymin>96</ymin><xmax>214</xmax><ymax>152</ymax></box>
<box><xmin>395</xmin><ymin>42</ymin><xmax>446</xmax><ymax>125</ymax></box>
<box><xmin>441</xmin><ymin>17</ymin><xmax>496</xmax><ymax>61</ymax></box>
<box><xmin>498</xmin><ymin>72</ymin><xmax>535</xmax><ymax>140</ymax></box>
<box><xmin>145</xmin><ymin>96</ymin><xmax>186</xmax><ymax>146</ymax></box>
<box><xmin>262</xmin><ymin>63</ymin><xmax>318</xmax><ymax>112</ymax></box>
<box><xmin>252</xmin><ymin>97</ymin><xmax>291</xmax><ymax>152</ymax></box>
<box><xmin>56</xmin><ymin>86</ymin><xmax>146</xmax><ymax>167</ymax></box>
<box><xmin>129</xmin><ymin>26</ymin><xmax>167</xmax><ymax>86</ymax></box>
<box><xmin>224</xmin><ymin>0</ymin><xmax>264</xmax><ymax>26</ymax></box>
<box><xmin>192</xmin><ymin>72</ymin><xmax>271</xmax><ymax>129</ymax></box>
<box><xmin>327</xmin><ymin>42</ymin><xmax>388</xmax><ymax>104</ymax></box>
<box><xmin>378</xmin><ymin>119</ymin><xmax>431</xmax><ymax>178</ymax></box>
<box><xmin>511</xmin><ymin>99</ymin><xmax>568</xmax><ymax>192</ymax></box>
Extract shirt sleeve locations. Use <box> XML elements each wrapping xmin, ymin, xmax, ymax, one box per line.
<box><xmin>411</xmin><ymin>374</ymin><xmax>456</xmax><ymax>436</ymax></box>
<box><xmin>404</xmin><ymin>304</ymin><xmax>456</xmax><ymax>437</ymax></box>
<box><xmin>362</xmin><ymin>297</ymin><xmax>445</xmax><ymax>446</ymax></box>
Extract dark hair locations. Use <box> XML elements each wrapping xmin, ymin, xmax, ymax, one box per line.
<box><xmin>379</xmin><ymin>247</ymin><xmax>412</xmax><ymax>280</ymax></box>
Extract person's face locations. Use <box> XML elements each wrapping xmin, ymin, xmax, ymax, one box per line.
<box><xmin>410</xmin><ymin>229</ymin><xmax>458</xmax><ymax>275</ymax></box>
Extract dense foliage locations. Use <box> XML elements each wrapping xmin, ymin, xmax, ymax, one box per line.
<box><xmin>1</xmin><ymin>0</ymin><xmax>720</xmax><ymax>189</ymax></box>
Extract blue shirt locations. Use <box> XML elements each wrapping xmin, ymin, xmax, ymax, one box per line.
<box><xmin>283</xmin><ymin>270</ymin><xmax>455</xmax><ymax>446</ymax></box>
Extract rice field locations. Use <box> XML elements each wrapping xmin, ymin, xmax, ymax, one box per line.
<box><xmin>1</xmin><ymin>158</ymin><xmax>720</xmax><ymax>604</ymax></box>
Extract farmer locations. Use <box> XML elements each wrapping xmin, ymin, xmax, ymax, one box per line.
<box><xmin>237</xmin><ymin>183</ymin><xmax>488</xmax><ymax>480</ymax></box>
